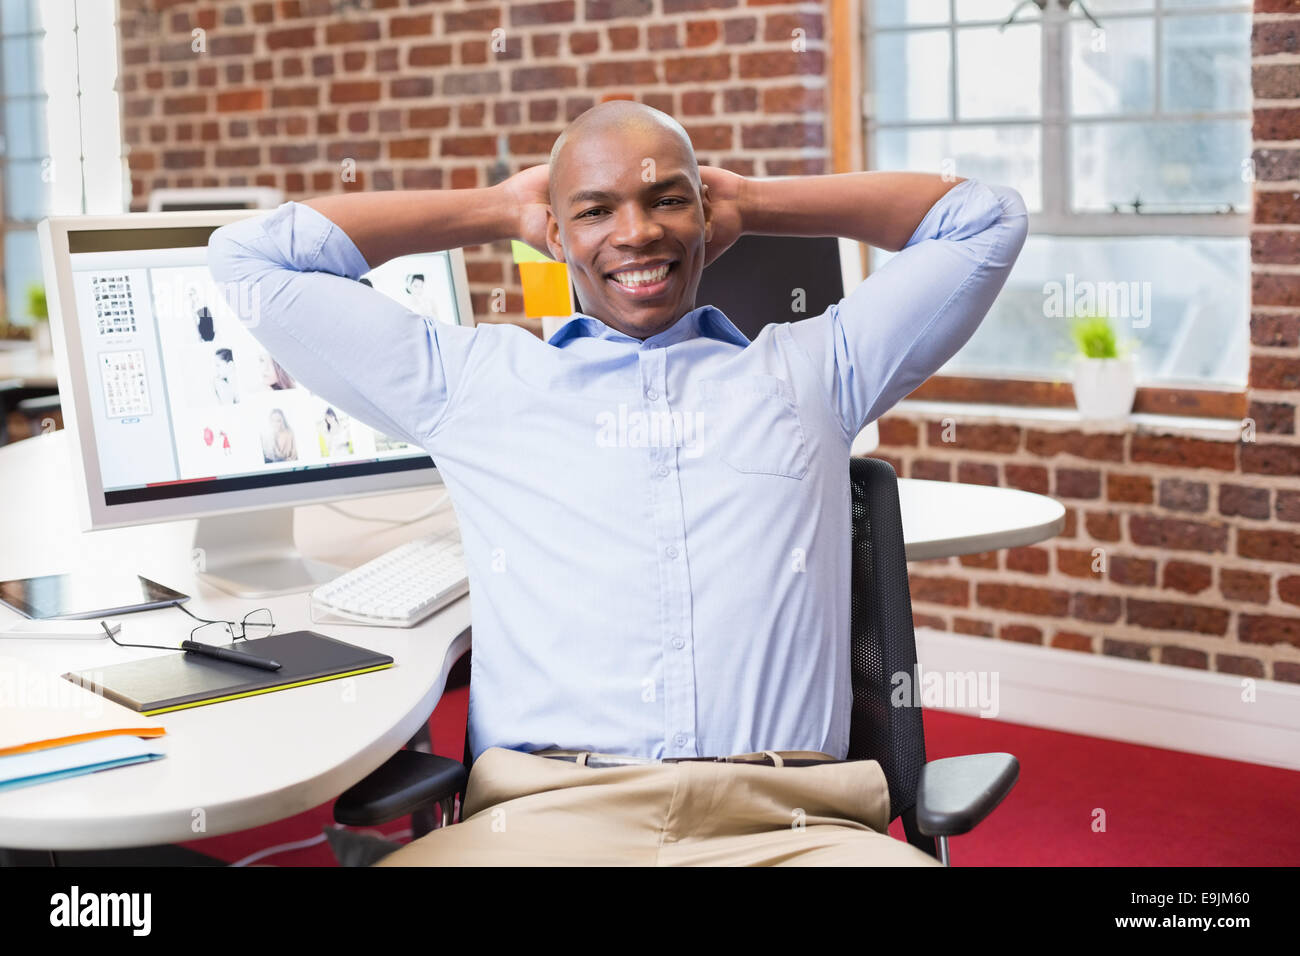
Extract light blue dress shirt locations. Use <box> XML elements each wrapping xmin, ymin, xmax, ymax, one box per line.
<box><xmin>207</xmin><ymin>177</ymin><xmax>1028</xmax><ymax>761</ymax></box>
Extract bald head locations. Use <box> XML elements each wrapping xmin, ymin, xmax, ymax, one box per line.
<box><xmin>547</xmin><ymin>101</ymin><xmax>700</xmax><ymax>211</ymax></box>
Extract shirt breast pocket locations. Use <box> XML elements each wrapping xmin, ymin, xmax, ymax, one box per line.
<box><xmin>699</xmin><ymin>374</ymin><xmax>810</xmax><ymax>479</ymax></box>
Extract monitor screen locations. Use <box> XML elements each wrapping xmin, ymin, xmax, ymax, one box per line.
<box><xmin>153</xmin><ymin>200</ymin><xmax>263</xmax><ymax>212</ymax></box>
<box><xmin>62</xmin><ymin>224</ymin><xmax>464</xmax><ymax>507</ymax></box>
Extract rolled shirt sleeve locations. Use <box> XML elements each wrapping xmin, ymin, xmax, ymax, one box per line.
<box><xmin>788</xmin><ymin>178</ymin><xmax>1029</xmax><ymax>442</ymax></box>
<box><xmin>205</xmin><ymin>200</ymin><xmax>477</xmax><ymax>449</ymax></box>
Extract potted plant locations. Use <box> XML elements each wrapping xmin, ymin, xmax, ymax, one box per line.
<box><xmin>27</xmin><ymin>282</ymin><xmax>49</xmax><ymax>353</ymax></box>
<box><xmin>1069</xmin><ymin>313</ymin><xmax>1137</xmax><ymax>420</ymax></box>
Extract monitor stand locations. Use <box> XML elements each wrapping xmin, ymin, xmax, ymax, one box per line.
<box><xmin>191</xmin><ymin>507</ymin><xmax>344</xmax><ymax>598</ymax></box>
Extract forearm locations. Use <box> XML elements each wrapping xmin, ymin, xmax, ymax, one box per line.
<box><xmin>301</xmin><ymin>184</ymin><xmax>517</xmax><ymax>268</ymax></box>
<box><xmin>742</xmin><ymin>171</ymin><xmax>968</xmax><ymax>253</ymax></box>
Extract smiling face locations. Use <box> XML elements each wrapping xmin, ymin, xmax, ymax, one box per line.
<box><xmin>546</xmin><ymin>113</ymin><xmax>712</xmax><ymax>340</ymax></box>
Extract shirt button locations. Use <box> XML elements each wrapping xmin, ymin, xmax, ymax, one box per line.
<box><xmin>666</xmin><ymin>545</ymin><xmax>678</xmax><ymax>558</ymax></box>
<box><xmin>672</xmin><ymin>637</ymin><xmax>684</xmax><ymax>649</ymax></box>
<box><xmin>674</xmin><ymin>733</ymin><xmax>687</xmax><ymax>747</ymax></box>
<box><xmin>646</xmin><ymin>389</ymin><xmax>659</xmax><ymax>401</ymax></box>
<box><xmin>657</xmin><ymin>464</ymin><xmax>669</xmax><ymax>477</ymax></box>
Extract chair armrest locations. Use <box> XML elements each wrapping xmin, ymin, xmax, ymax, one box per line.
<box><xmin>915</xmin><ymin>753</ymin><xmax>1018</xmax><ymax>837</ymax></box>
<box><xmin>334</xmin><ymin>751</ymin><xmax>468</xmax><ymax>827</ymax></box>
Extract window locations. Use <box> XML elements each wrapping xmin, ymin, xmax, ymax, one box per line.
<box><xmin>1</xmin><ymin>0</ymin><xmax>126</xmax><ymax>329</ymax></box>
<box><xmin>865</xmin><ymin>0</ymin><xmax>1251</xmax><ymax>388</ymax></box>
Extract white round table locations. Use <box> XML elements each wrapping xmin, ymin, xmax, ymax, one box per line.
<box><xmin>896</xmin><ymin>476</ymin><xmax>1066</xmax><ymax>561</ymax></box>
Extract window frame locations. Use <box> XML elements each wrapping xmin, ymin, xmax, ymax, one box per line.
<box><xmin>833</xmin><ymin>0</ymin><xmax>1252</xmax><ymax>416</ymax></box>
<box><xmin>0</xmin><ymin>0</ymin><xmax>127</xmax><ymax>330</ymax></box>
<box><xmin>0</xmin><ymin>0</ymin><xmax>47</xmax><ymax>328</ymax></box>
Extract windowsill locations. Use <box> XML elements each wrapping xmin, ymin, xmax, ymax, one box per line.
<box><xmin>890</xmin><ymin>399</ymin><xmax>1243</xmax><ymax>442</ymax></box>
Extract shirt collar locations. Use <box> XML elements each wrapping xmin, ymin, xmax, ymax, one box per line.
<box><xmin>545</xmin><ymin>305</ymin><xmax>751</xmax><ymax>350</ymax></box>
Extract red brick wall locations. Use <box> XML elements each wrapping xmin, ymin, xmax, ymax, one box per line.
<box><xmin>871</xmin><ymin>3</ymin><xmax>1300</xmax><ymax>684</ymax></box>
<box><xmin>116</xmin><ymin>0</ymin><xmax>829</xmax><ymax>334</ymax></box>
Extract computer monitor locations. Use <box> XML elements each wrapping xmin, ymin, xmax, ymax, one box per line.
<box><xmin>696</xmin><ymin>234</ymin><xmax>878</xmax><ymax>455</ymax></box>
<box><xmin>37</xmin><ymin>209</ymin><xmax>477</xmax><ymax>598</ymax></box>
<box><xmin>147</xmin><ymin>186</ymin><xmax>284</xmax><ymax>213</ymax></box>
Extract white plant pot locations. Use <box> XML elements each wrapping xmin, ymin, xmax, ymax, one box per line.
<box><xmin>1072</xmin><ymin>355</ymin><xmax>1136</xmax><ymax>420</ymax></box>
<box><xmin>34</xmin><ymin>323</ymin><xmax>52</xmax><ymax>354</ymax></box>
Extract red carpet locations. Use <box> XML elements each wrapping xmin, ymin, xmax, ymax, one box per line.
<box><xmin>889</xmin><ymin>709</ymin><xmax>1300</xmax><ymax>866</ymax></box>
<box><xmin>181</xmin><ymin>690</ymin><xmax>1300</xmax><ymax>866</ymax></box>
<box><xmin>175</xmin><ymin>683</ymin><xmax>471</xmax><ymax>867</ymax></box>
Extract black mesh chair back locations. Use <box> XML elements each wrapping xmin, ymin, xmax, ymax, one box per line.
<box><xmin>848</xmin><ymin>456</ymin><xmax>936</xmax><ymax>856</ymax></box>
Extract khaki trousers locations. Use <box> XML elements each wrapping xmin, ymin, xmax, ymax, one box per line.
<box><xmin>374</xmin><ymin>746</ymin><xmax>944</xmax><ymax>866</ymax></box>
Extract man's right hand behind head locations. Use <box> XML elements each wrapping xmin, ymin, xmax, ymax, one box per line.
<box><xmin>500</xmin><ymin>163</ymin><xmax>552</xmax><ymax>257</ymax></box>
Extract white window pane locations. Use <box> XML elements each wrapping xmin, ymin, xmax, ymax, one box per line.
<box><xmin>870</xmin><ymin>235</ymin><xmax>1249</xmax><ymax>386</ymax></box>
<box><xmin>0</xmin><ymin>0</ymin><xmax>35</xmax><ymax>32</ymax></box>
<box><xmin>870</xmin><ymin>0</ymin><xmax>949</xmax><ymax>27</ymax></box>
<box><xmin>957</xmin><ymin>23</ymin><xmax>1040</xmax><ymax>119</ymax></box>
<box><xmin>4</xmin><ymin>95</ymin><xmax>45</xmax><ymax>159</ymax></box>
<box><xmin>1162</xmin><ymin>14</ymin><xmax>1251</xmax><ymax>114</ymax></box>
<box><xmin>873</xmin><ymin>125</ymin><xmax>1041</xmax><ymax>211</ymax></box>
<box><xmin>1070</xmin><ymin>16</ymin><xmax>1154</xmax><ymax>116</ymax></box>
<box><xmin>956</xmin><ymin>0</ymin><xmax>1041</xmax><ymax>21</ymax></box>
<box><xmin>871</xmin><ymin>29</ymin><xmax>951</xmax><ymax>122</ymax></box>
<box><xmin>1075</xmin><ymin>0</ymin><xmax>1153</xmax><ymax>10</ymax></box>
<box><xmin>2</xmin><ymin>34</ymin><xmax>38</xmax><ymax>96</ymax></box>
<box><xmin>3</xmin><ymin>158</ymin><xmax>52</xmax><ymax>219</ymax></box>
<box><xmin>1072</xmin><ymin>119</ymin><xmax>1250</xmax><ymax>212</ymax></box>
<box><xmin>5</xmin><ymin>228</ymin><xmax>43</xmax><ymax>325</ymax></box>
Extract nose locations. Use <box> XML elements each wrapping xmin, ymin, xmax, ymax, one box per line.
<box><xmin>610</xmin><ymin>202</ymin><xmax>664</xmax><ymax>247</ymax></box>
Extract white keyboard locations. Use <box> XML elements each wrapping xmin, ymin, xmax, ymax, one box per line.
<box><xmin>309</xmin><ymin>534</ymin><xmax>469</xmax><ymax>628</ymax></box>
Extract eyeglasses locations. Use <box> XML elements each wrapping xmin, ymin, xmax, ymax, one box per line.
<box><xmin>175</xmin><ymin>605</ymin><xmax>275</xmax><ymax>646</ymax></box>
<box><xmin>98</xmin><ymin>602</ymin><xmax>275</xmax><ymax>654</ymax></box>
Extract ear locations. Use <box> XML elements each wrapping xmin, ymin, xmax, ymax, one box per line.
<box><xmin>701</xmin><ymin>183</ymin><xmax>713</xmax><ymax>242</ymax></box>
<box><xmin>545</xmin><ymin>208</ymin><xmax>565</xmax><ymax>263</ymax></box>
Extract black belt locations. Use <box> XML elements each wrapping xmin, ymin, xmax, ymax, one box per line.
<box><xmin>531</xmin><ymin>749</ymin><xmax>843</xmax><ymax>769</ymax></box>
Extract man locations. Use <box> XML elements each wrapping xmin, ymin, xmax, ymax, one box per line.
<box><xmin>208</xmin><ymin>101</ymin><xmax>1027</xmax><ymax>866</ymax></box>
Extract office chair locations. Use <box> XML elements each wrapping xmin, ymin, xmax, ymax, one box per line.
<box><xmin>334</xmin><ymin>456</ymin><xmax>1019</xmax><ymax>865</ymax></box>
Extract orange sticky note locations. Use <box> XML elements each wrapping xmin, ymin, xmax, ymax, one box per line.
<box><xmin>519</xmin><ymin>261</ymin><xmax>573</xmax><ymax>319</ymax></box>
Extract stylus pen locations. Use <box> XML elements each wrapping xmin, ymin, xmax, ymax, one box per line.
<box><xmin>180</xmin><ymin>640</ymin><xmax>282</xmax><ymax>671</ymax></box>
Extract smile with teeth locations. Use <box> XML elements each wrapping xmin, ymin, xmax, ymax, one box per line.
<box><xmin>610</xmin><ymin>263</ymin><xmax>672</xmax><ymax>288</ymax></box>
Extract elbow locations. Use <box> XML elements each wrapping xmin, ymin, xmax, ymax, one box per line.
<box><xmin>205</xmin><ymin>222</ymin><xmax>275</xmax><ymax>331</ymax></box>
<box><xmin>993</xmin><ymin>184</ymin><xmax>1028</xmax><ymax>220</ymax></box>
<box><xmin>206</xmin><ymin>224</ymin><xmax>244</xmax><ymax>287</ymax></box>
<box><xmin>993</xmin><ymin>184</ymin><xmax>1029</xmax><ymax>237</ymax></box>
<box><xmin>984</xmin><ymin>184</ymin><xmax>1030</xmax><ymax>267</ymax></box>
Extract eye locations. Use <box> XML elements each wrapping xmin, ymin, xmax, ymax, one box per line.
<box><xmin>577</xmin><ymin>207</ymin><xmax>603</xmax><ymax>219</ymax></box>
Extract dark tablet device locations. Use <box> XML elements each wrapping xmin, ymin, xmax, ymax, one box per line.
<box><xmin>0</xmin><ymin>572</ymin><xmax>190</xmax><ymax>620</ymax></box>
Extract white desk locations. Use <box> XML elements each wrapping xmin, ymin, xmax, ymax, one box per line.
<box><xmin>896</xmin><ymin>476</ymin><xmax>1065</xmax><ymax>561</ymax></box>
<box><xmin>0</xmin><ymin>432</ymin><xmax>1062</xmax><ymax>851</ymax></box>
<box><xmin>0</xmin><ymin>430</ymin><xmax>470</xmax><ymax>851</ymax></box>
